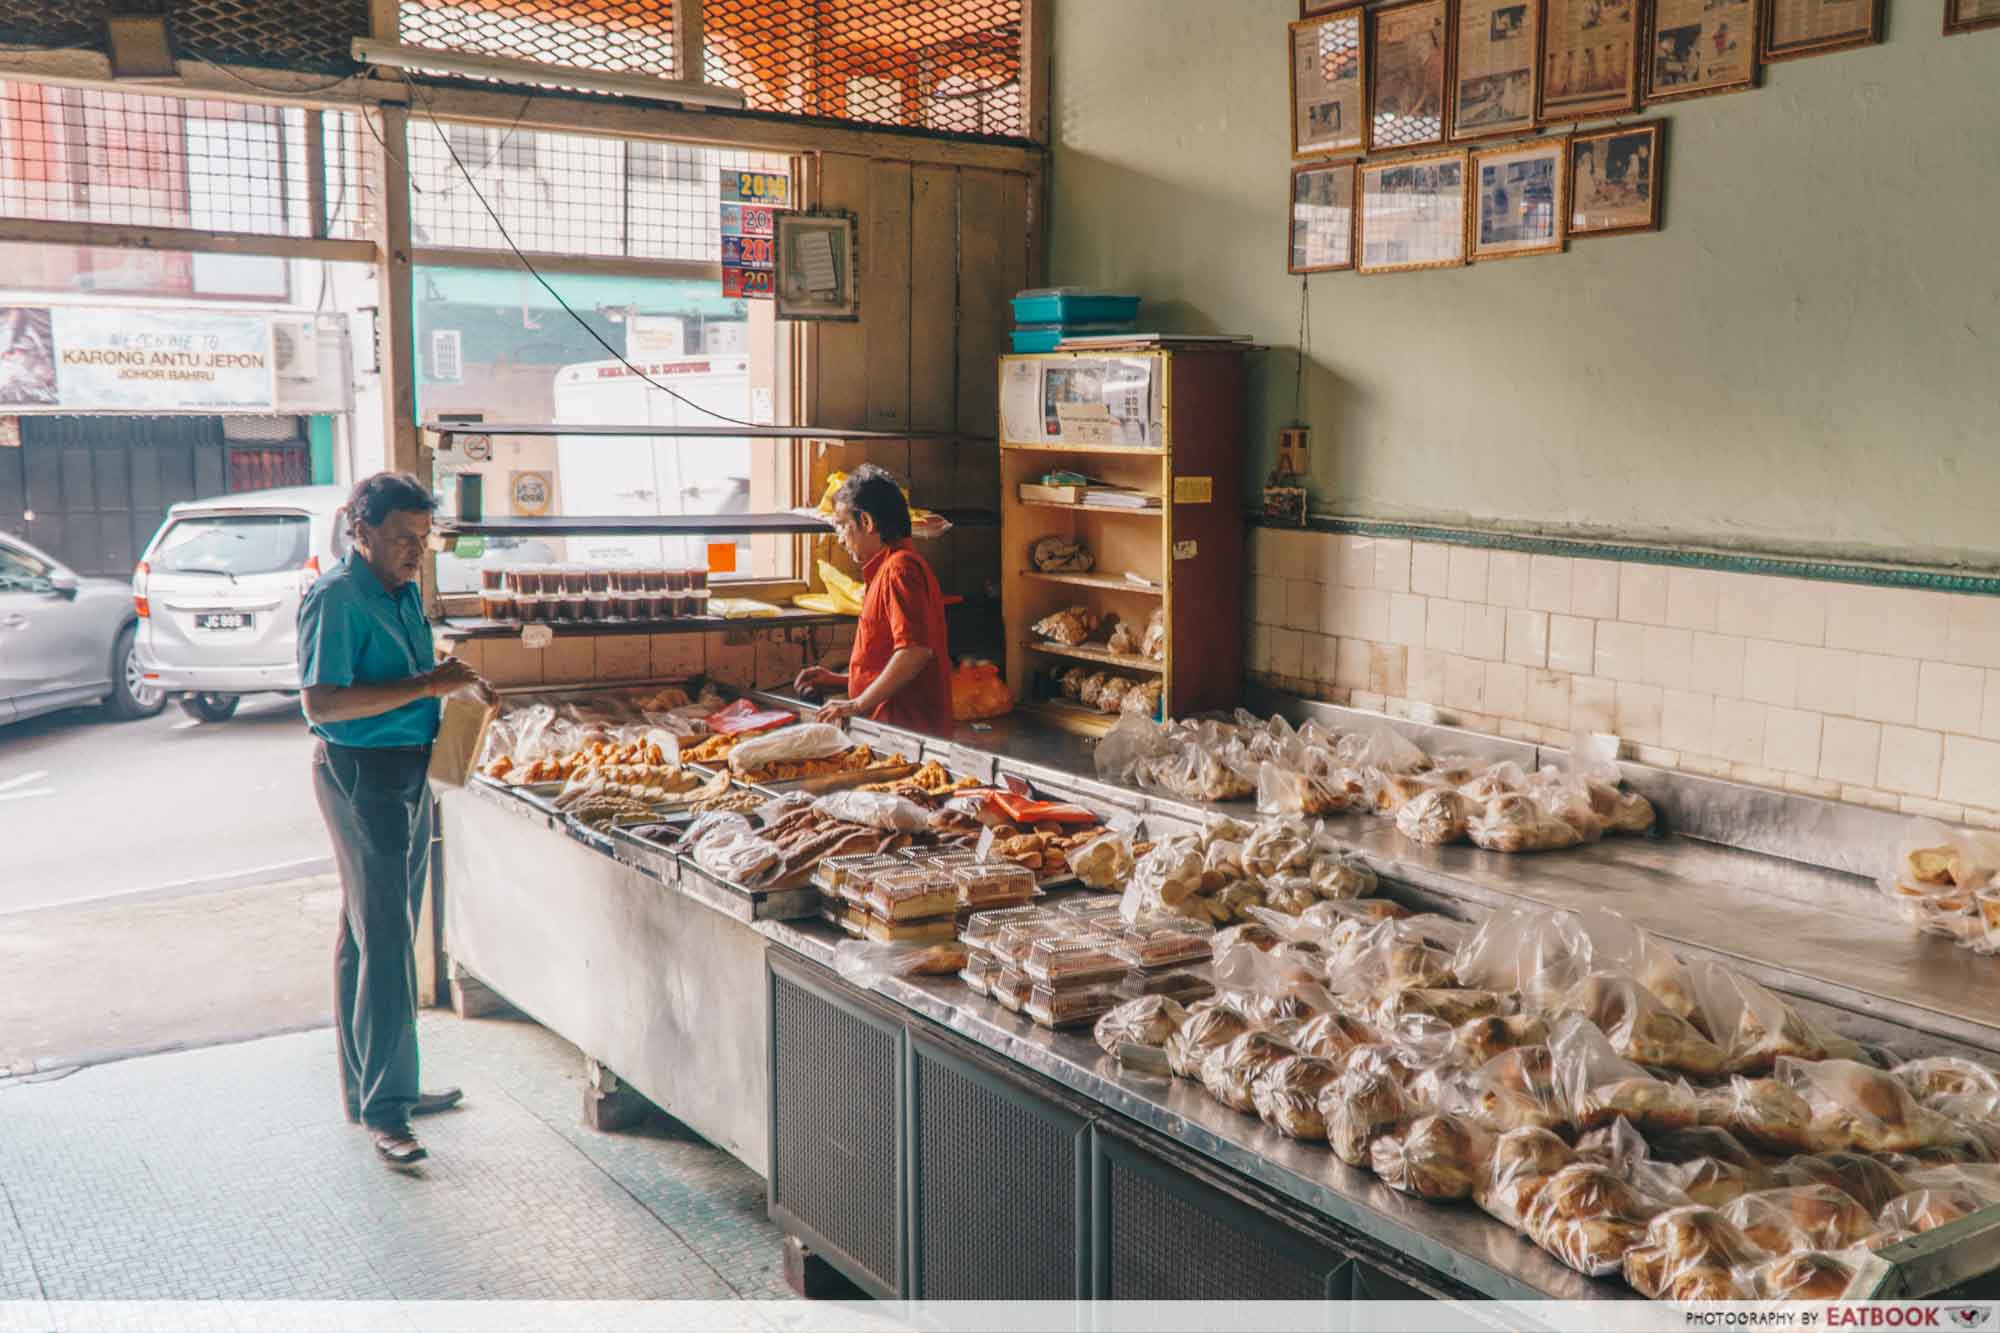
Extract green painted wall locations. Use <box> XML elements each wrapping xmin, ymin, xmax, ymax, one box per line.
<box><xmin>1046</xmin><ymin>1</ymin><xmax>2000</xmax><ymax>568</ymax></box>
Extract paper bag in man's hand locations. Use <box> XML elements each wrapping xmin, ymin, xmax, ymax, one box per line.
<box><xmin>429</xmin><ymin>693</ymin><xmax>498</xmax><ymax>788</ymax></box>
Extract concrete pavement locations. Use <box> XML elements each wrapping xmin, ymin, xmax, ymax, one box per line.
<box><xmin>0</xmin><ymin>693</ymin><xmax>328</xmax><ymax>915</ymax></box>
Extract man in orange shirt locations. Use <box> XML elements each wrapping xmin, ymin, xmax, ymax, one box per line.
<box><xmin>794</xmin><ymin>465</ymin><xmax>955</xmax><ymax>737</ymax></box>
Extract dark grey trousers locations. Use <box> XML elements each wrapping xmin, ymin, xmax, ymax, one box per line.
<box><xmin>311</xmin><ymin>740</ymin><xmax>433</xmax><ymax>1131</ymax></box>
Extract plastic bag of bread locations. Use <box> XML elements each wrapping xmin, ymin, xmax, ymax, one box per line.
<box><xmin>690</xmin><ymin>829</ymin><xmax>786</xmax><ymax>888</ymax></box>
<box><xmin>1031</xmin><ymin>606</ymin><xmax>1099</xmax><ymax>647</ymax></box>
<box><xmin>1775</xmin><ymin>1056</ymin><xmax>1963</xmax><ymax>1155</ymax></box>
<box><xmin>1199</xmin><ymin>1030</ymin><xmax>1299</xmax><ymax>1113</ymax></box>
<box><xmin>1453</xmin><ymin>1013</ymin><xmax>1551</xmax><ymax>1068</ymax></box>
<box><xmin>1093</xmin><ymin>995</ymin><xmax>1188</xmax><ymax>1057</ymax></box>
<box><xmin>1749</xmin><ymin>1250</ymin><xmax>1857</xmax><ymax>1301</ymax></box>
<box><xmin>1164</xmin><ymin>1001</ymin><xmax>1252</xmax><ymax>1080</ymax></box>
<box><xmin>1522</xmin><ymin>1164</ymin><xmax>1662</xmax><ymax>1278</ymax></box>
<box><xmin>1323</xmin><ymin>1066</ymin><xmax>1414</xmax><ymax>1167</ymax></box>
<box><xmin>1252</xmin><ymin>1054</ymin><xmax>1345</xmax><ymax>1139</ymax></box>
<box><xmin>1568</xmin><ymin>908</ymin><xmax>1700</xmax><ymax>1022</ymax></box>
<box><xmin>1688</xmin><ymin>961</ymin><xmax>1862</xmax><ymax>1076</ymax></box>
<box><xmin>1076</xmin><ymin>671</ymin><xmax>1112</xmax><ymax>709</ymax></box>
<box><xmin>1722</xmin><ymin>1185</ymin><xmax>1877</xmax><ymax>1254</ymax></box>
<box><xmin>1767</xmin><ymin>1152</ymin><xmax>1911</xmax><ymax>1215</ymax></box>
<box><xmin>1458</xmin><ymin>1045</ymin><xmax>1566</xmax><ymax>1135</ymax></box>
<box><xmin>1028</xmin><ymin>535</ymin><xmax>1093</xmax><ymax>573</ymax></box>
<box><xmin>1104</xmin><ymin>618</ymin><xmax>1137</xmax><ymax>657</ymax></box>
<box><xmin>1552</xmin><ymin>972</ymin><xmax>1729</xmax><ymax>1079</ymax></box>
<box><xmin>1620</xmin><ymin>1205</ymin><xmax>1765</xmax><ymax>1301</ymax></box>
<box><xmin>1395</xmin><ymin>787</ymin><xmax>1471</xmax><ymax>846</ymax></box>
<box><xmin>1706</xmin><ymin>1076</ymin><xmax>1819</xmax><ymax>1155</ymax></box>
<box><xmin>1329</xmin><ymin>918</ymin><xmax>1459</xmax><ymax>995</ymax></box>
<box><xmin>1653</xmin><ymin>1126</ymin><xmax>1762</xmax><ymax>1170</ymax></box>
<box><xmin>1069</xmin><ymin>830</ymin><xmax>1136</xmax><ymax>891</ymax></box>
<box><xmin>1138</xmin><ymin>741</ymin><xmax>1256</xmax><ymax>804</ymax></box>
<box><xmin>1095</xmin><ymin>675</ymin><xmax>1135</xmax><ymax>713</ymax></box>
<box><xmin>812</xmin><ymin>789</ymin><xmax>933</xmax><ymax>833</ymax></box>
<box><xmin>1140</xmin><ymin>607</ymin><xmax>1166</xmax><ymax>662</ymax></box>
<box><xmin>1477</xmin><ymin>1127</ymin><xmax>1577</xmax><ymax>1229</ymax></box>
<box><xmin>1458</xmin><ymin>761</ymin><xmax>1528</xmax><ymax>802</ymax></box>
<box><xmin>1058</xmin><ymin>666</ymin><xmax>1091</xmax><ymax>700</ymax></box>
<box><xmin>1371</xmin><ymin>1113</ymin><xmax>1495</xmax><ymax>1201</ymax></box>
<box><xmin>727</xmin><ymin>722</ymin><xmax>849</xmax><ymax>774</ymax></box>
<box><xmin>1290</xmin><ymin>1010</ymin><xmax>1380</xmax><ymax>1062</ymax></box>
<box><xmin>1466</xmin><ymin>794</ymin><xmax>1584</xmax><ymax>853</ymax></box>
<box><xmin>1120</xmin><ymin>678</ymin><xmax>1163</xmax><ymax>719</ymax></box>
<box><xmin>1550</xmin><ymin>1015</ymin><xmax>1698</xmax><ymax>1135</ymax></box>
<box><xmin>1878</xmin><ymin>1184</ymin><xmax>1990</xmax><ymax>1234</ymax></box>
<box><xmin>831</xmin><ymin>938</ymin><xmax>969</xmax><ymax>985</ymax></box>
<box><xmin>1894</xmin><ymin>1055</ymin><xmax>2000</xmax><ymax>1108</ymax></box>
<box><xmin>1340</xmin><ymin>724</ymin><xmax>1430</xmax><ymax>780</ymax></box>
<box><xmin>1375</xmin><ymin>987</ymin><xmax>1516</xmax><ymax>1029</ymax></box>
<box><xmin>1255</xmin><ymin>762</ymin><xmax>1357</xmax><ymax>817</ymax></box>
<box><xmin>1521</xmin><ymin>766</ymin><xmax>1609</xmax><ymax>843</ymax></box>
<box><xmin>1120</xmin><ymin>834</ymin><xmax>1205</xmax><ymax>923</ymax></box>
<box><xmin>1668</xmin><ymin>1156</ymin><xmax>1766</xmax><ymax>1209</ymax></box>
<box><xmin>1881</xmin><ymin>817</ymin><xmax>2000</xmax><ymax>904</ymax></box>
<box><xmin>1452</xmin><ymin>908</ymin><xmax>1592</xmax><ymax>1011</ymax></box>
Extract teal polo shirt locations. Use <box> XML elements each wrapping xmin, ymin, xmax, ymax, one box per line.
<box><xmin>297</xmin><ymin>552</ymin><xmax>441</xmax><ymax>749</ymax></box>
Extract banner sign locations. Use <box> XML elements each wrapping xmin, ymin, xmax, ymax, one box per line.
<box><xmin>719</xmin><ymin>170</ymin><xmax>789</xmax><ymax>300</ymax></box>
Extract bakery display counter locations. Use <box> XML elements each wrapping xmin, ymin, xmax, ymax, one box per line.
<box><xmin>439</xmin><ymin>684</ymin><xmax>2000</xmax><ymax>1307</ymax></box>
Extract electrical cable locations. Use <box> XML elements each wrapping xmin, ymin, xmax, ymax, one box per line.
<box><xmin>1293</xmin><ymin>272</ymin><xmax>1310</xmax><ymax>423</ymax></box>
<box><xmin>399</xmin><ymin>70</ymin><xmax>765</xmax><ymax>429</ymax></box>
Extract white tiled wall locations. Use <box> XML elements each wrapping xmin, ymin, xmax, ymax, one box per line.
<box><xmin>1245</xmin><ymin>529</ymin><xmax>2000</xmax><ymax>826</ymax></box>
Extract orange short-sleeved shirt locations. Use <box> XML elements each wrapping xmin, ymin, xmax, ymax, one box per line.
<box><xmin>848</xmin><ymin>539</ymin><xmax>954</xmax><ymax>737</ymax></box>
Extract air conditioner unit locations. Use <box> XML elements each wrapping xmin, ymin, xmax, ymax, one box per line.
<box><xmin>431</xmin><ymin>329</ymin><xmax>463</xmax><ymax>384</ymax></box>
<box><xmin>271</xmin><ymin>317</ymin><xmax>321</xmax><ymax>381</ymax></box>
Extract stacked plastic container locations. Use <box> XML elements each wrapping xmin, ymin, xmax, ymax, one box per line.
<box><xmin>961</xmin><ymin>895</ymin><xmax>1217</xmax><ymax>1030</ymax></box>
<box><xmin>1009</xmin><ymin>287</ymin><xmax>1142</xmax><ymax>355</ymax></box>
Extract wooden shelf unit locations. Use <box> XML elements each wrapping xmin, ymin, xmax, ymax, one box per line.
<box><xmin>999</xmin><ymin>348</ymin><xmax>1248</xmax><ymax>732</ymax></box>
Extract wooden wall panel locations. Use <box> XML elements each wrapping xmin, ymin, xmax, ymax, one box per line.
<box><xmin>864</xmin><ymin>159</ymin><xmax>913</xmax><ymax>438</ymax></box>
<box><xmin>812</xmin><ymin>152</ymin><xmax>871</xmax><ymax>431</ymax></box>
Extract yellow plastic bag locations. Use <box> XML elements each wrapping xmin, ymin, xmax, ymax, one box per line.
<box><xmin>791</xmin><ymin>593</ymin><xmax>845</xmax><ymax>614</ymax></box>
<box><xmin>707</xmin><ymin>597</ymin><xmax>780</xmax><ymax>619</ymax></box>
<box><xmin>817</xmin><ymin>559</ymin><xmax>866</xmax><ymax>614</ymax></box>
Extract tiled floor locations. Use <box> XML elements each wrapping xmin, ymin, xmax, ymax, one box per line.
<box><xmin>0</xmin><ymin>1012</ymin><xmax>796</xmax><ymax>1302</ymax></box>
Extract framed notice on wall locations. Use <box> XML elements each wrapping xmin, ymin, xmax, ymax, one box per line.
<box><xmin>1567</xmin><ymin>121</ymin><xmax>1663</xmax><ymax>238</ymax></box>
<box><xmin>1289</xmin><ymin>163</ymin><xmax>1356</xmax><ymax>273</ymax></box>
<box><xmin>1451</xmin><ymin>0</ymin><xmax>1540</xmax><ymax>141</ymax></box>
<box><xmin>1289</xmin><ymin>9</ymin><xmax>1367</xmax><ymax>158</ymax></box>
<box><xmin>1471</xmin><ymin>139</ymin><xmax>1566</xmax><ymax>260</ymax></box>
<box><xmin>1370</xmin><ymin>0</ymin><xmax>1452</xmax><ymax>151</ymax></box>
<box><xmin>1646</xmin><ymin>0</ymin><xmax>1760</xmax><ymax>100</ymax></box>
<box><xmin>1536</xmin><ymin>0</ymin><xmax>1641</xmax><ymax>122</ymax></box>
<box><xmin>1764</xmin><ymin>0</ymin><xmax>1881</xmax><ymax>58</ymax></box>
<box><xmin>1357</xmin><ymin>151</ymin><xmax>1469</xmax><ymax>274</ymax></box>
<box><xmin>1945</xmin><ymin>0</ymin><xmax>2000</xmax><ymax>33</ymax></box>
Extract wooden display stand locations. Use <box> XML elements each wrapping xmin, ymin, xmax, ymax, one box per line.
<box><xmin>998</xmin><ymin>349</ymin><xmax>1247</xmax><ymax>734</ymax></box>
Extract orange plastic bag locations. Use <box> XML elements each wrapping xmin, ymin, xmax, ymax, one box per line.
<box><xmin>952</xmin><ymin>660</ymin><xmax>1013</xmax><ymax>722</ymax></box>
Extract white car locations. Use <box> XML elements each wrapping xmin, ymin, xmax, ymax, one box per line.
<box><xmin>132</xmin><ymin>485</ymin><xmax>349</xmax><ymax>723</ymax></box>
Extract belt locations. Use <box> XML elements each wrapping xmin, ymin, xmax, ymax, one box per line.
<box><xmin>322</xmin><ymin>741</ymin><xmax>434</xmax><ymax>757</ymax></box>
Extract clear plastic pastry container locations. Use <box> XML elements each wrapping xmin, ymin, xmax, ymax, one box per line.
<box><xmin>990</xmin><ymin>966</ymin><xmax>1034</xmax><ymax>1012</ymax></box>
<box><xmin>1020</xmin><ymin>933</ymin><xmax>1126</xmax><ymax>985</ymax></box>
<box><xmin>990</xmin><ymin>918</ymin><xmax>1081</xmax><ymax>967</ymax></box>
<box><xmin>815</xmin><ymin>853</ymin><xmax>905</xmax><ymax>900</ymax></box>
<box><xmin>952</xmin><ymin>863</ymin><xmax>1039</xmax><ymax>910</ymax></box>
<box><xmin>1116</xmin><ymin>966</ymin><xmax>1216</xmax><ymax>1004</ymax></box>
<box><xmin>1106</xmin><ymin>920</ymin><xmax>1216</xmax><ymax>970</ymax></box>
<box><xmin>1059</xmin><ymin>894</ymin><xmax>1125</xmax><ymax>921</ymax></box>
<box><xmin>958</xmin><ymin>949</ymin><xmax>997</xmax><ymax>997</ymax></box>
<box><xmin>860</xmin><ymin>868</ymin><xmax>957</xmax><ymax>922</ymax></box>
<box><xmin>1026</xmin><ymin>981</ymin><xmax>1124</xmax><ymax>1029</ymax></box>
<box><xmin>962</xmin><ymin>905</ymin><xmax>1059</xmax><ymax>951</ymax></box>
<box><xmin>860</xmin><ymin>915</ymin><xmax>957</xmax><ymax>946</ymax></box>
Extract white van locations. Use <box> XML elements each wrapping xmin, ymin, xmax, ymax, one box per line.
<box><xmin>132</xmin><ymin>485</ymin><xmax>349</xmax><ymax>722</ymax></box>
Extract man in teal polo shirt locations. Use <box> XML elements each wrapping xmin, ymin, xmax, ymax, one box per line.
<box><xmin>300</xmin><ymin>472</ymin><xmax>490</xmax><ymax>1167</ymax></box>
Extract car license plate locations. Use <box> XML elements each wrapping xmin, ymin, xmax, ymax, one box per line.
<box><xmin>195</xmin><ymin>612</ymin><xmax>253</xmax><ymax>631</ymax></box>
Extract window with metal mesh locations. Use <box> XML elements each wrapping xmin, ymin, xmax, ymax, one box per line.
<box><xmin>0</xmin><ymin>81</ymin><xmax>373</xmax><ymax>241</ymax></box>
<box><xmin>0</xmin><ymin>1</ymin><xmax>365</xmax><ymax>75</ymax></box>
<box><xmin>399</xmin><ymin>0</ymin><xmax>677</xmax><ymax>76</ymax></box>
<box><xmin>407</xmin><ymin>113</ymin><xmax>785</xmax><ymax>263</ymax></box>
<box><xmin>704</xmin><ymin>0</ymin><xmax>1024</xmax><ymax>138</ymax></box>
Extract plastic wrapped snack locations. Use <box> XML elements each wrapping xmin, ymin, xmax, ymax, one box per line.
<box><xmin>727</xmin><ymin>722</ymin><xmax>849</xmax><ymax>774</ymax></box>
<box><xmin>861</xmin><ymin>869</ymin><xmax>957</xmax><ymax>923</ymax></box>
<box><xmin>1459</xmin><ymin>762</ymin><xmax>1528</xmax><ymax>802</ymax></box>
<box><xmin>1894</xmin><ymin>1056</ymin><xmax>2000</xmax><ymax>1108</ymax></box>
<box><xmin>1140</xmin><ymin>608</ymin><xmax>1166</xmax><ymax>662</ymax></box>
<box><xmin>1749</xmin><ymin>1251</ymin><xmax>1856</xmax><ymax>1302</ymax></box>
<box><xmin>833</xmin><ymin>938</ymin><xmax>968</xmax><ymax>985</ymax></box>
<box><xmin>1775</xmin><ymin>1056</ymin><xmax>1963</xmax><ymax>1155</ymax></box>
<box><xmin>1165</xmin><ymin>1002</ymin><xmax>1252</xmax><ymax>1080</ymax></box>
<box><xmin>811</xmin><ymin>789</ymin><xmax>933</xmax><ymax>833</ymax></box>
<box><xmin>1291</xmin><ymin>1010</ymin><xmax>1380</xmax><ymax>1063</ymax></box>
<box><xmin>1551</xmin><ymin>1015</ymin><xmax>1697</xmax><ymax>1136</ymax></box>
<box><xmin>950</xmin><ymin>863</ymin><xmax>1038</xmax><ymax>911</ymax></box>
<box><xmin>814</xmin><ymin>853</ymin><xmax>906</xmax><ymax>902</ymax></box>
<box><xmin>1375</xmin><ymin>987</ymin><xmax>1516</xmax><ymax>1029</ymax></box>
<box><xmin>1568</xmin><ymin>909</ymin><xmax>1701</xmax><ymax>1023</ymax></box>
<box><xmin>1253</xmin><ymin>1054</ymin><xmax>1345</xmax><ymax>1140</ymax></box>
<box><xmin>1371</xmin><ymin>1114</ymin><xmax>1496</xmax><ymax>1201</ymax></box>
<box><xmin>1620</xmin><ymin>1205</ymin><xmax>1766</xmax><ymax>1302</ymax></box>
<box><xmin>1453</xmin><ymin>1014</ymin><xmax>1551</xmax><ymax>1069</ymax></box>
<box><xmin>1710</xmin><ymin>1076</ymin><xmax>1819</xmax><ymax>1156</ymax></box>
<box><xmin>1465</xmin><ymin>794</ymin><xmax>1585</xmax><ymax>854</ymax></box>
<box><xmin>1395</xmin><ymin>788</ymin><xmax>1472</xmax><ymax>846</ymax></box>
<box><xmin>1721</xmin><ymin>1184</ymin><xmax>1876</xmax><ymax>1256</ymax></box>
<box><xmin>1768</xmin><ymin>1152</ymin><xmax>1911</xmax><ymax>1215</ymax></box>
<box><xmin>1459</xmin><ymin>1045</ymin><xmax>1565</xmax><ymax>1136</ymax></box>
<box><xmin>1256</xmin><ymin>763</ymin><xmax>1357</xmax><ymax>817</ymax></box>
<box><xmin>1026</xmin><ymin>981</ymin><xmax>1122</xmax><ymax>1029</ymax></box>
<box><xmin>1452</xmin><ymin>908</ymin><xmax>1592</xmax><ymax>1012</ymax></box>
<box><xmin>1093</xmin><ymin>994</ymin><xmax>1189</xmax><ymax>1056</ymax></box>
<box><xmin>1031</xmin><ymin>606</ymin><xmax>1099</xmax><ymax>647</ymax></box>
<box><xmin>1477</xmin><ymin>1127</ymin><xmax>1578</xmax><ymax>1230</ymax></box>
<box><xmin>1323</xmin><ymin>1066</ymin><xmax>1413</xmax><ymax>1168</ymax></box>
<box><xmin>1688</xmin><ymin>961</ymin><xmax>1858</xmax><ymax>1076</ymax></box>
<box><xmin>1522</xmin><ymin>1163</ymin><xmax>1662</xmax><ymax>1278</ymax></box>
<box><xmin>1553</xmin><ymin>972</ymin><xmax>1729</xmax><ymax>1080</ymax></box>
<box><xmin>990</xmin><ymin>919</ymin><xmax>1077</xmax><ymax>967</ymax></box>
<box><xmin>962</xmin><ymin>905</ymin><xmax>1058</xmax><ymax>951</ymax></box>
<box><xmin>1069</xmin><ymin>831</ymin><xmax>1136</xmax><ymax>890</ymax></box>
<box><xmin>691</xmin><ymin>830</ymin><xmax>785</xmax><ymax>888</ymax></box>
<box><xmin>1199</xmin><ymin>1030</ymin><xmax>1300</xmax><ymax>1113</ymax></box>
<box><xmin>990</xmin><ymin>966</ymin><xmax>1033</xmax><ymax>1012</ymax></box>
<box><xmin>1028</xmin><ymin>535</ymin><xmax>1093</xmax><ymax>573</ymax></box>
<box><xmin>1021</xmin><ymin>934</ymin><xmax>1126</xmax><ymax>986</ymax></box>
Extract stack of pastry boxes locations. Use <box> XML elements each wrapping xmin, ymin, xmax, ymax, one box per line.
<box><xmin>814</xmin><ymin>847</ymin><xmax>1040</xmax><ymax>945</ymax></box>
<box><xmin>960</xmin><ymin>896</ymin><xmax>1218</xmax><ymax>1030</ymax></box>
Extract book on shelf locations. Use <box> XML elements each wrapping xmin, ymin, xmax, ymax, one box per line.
<box><xmin>1055</xmin><ymin>332</ymin><xmax>1253</xmax><ymax>351</ymax></box>
<box><xmin>1079</xmin><ymin>489</ymin><xmax>1160</xmax><ymax>509</ymax></box>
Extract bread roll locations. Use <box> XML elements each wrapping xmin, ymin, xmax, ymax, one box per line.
<box><xmin>1199</xmin><ymin>1030</ymin><xmax>1298</xmax><ymax>1113</ymax></box>
<box><xmin>1164</xmin><ymin>1003</ymin><xmax>1250</xmax><ymax>1080</ymax></box>
<box><xmin>1093</xmin><ymin>995</ymin><xmax>1188</xmax><ymax>1057</ymax></box>
<box><xmin>1751</xmin><ymin>1251</ymin><xmax>1855</xmax><ymax>1302</ymax></box>
<box><xmin>1371</xmin><ymin>1113</ymin><xmax>1494</xmax><ymax>1201</ymax></box>
<box><xmin>1620</xmin><ymin>1206</ymin><xmax>1766</xmax><ymax>1300</ymax></box>
<box><xmin>1453</xmin><ymin>1013</ymin><xmax>1551</xmax><ymax>1068</ymax></box>
<box><xmin>1476</xmin><ymin>1127</ymin><xmax>1577</xmax><ymax>1229</ymax></box>
<box><xmin>1252</xmin><ymin>1054</ymin><xmax>1344</xmax><ymax>1140</ymax></box>
<box><xmin>1721</xmin><ymin>1185</ymin><xmax>1876</xmax><ymax>1255</ymax></box>
<box><xmin>1323</xmin><ymin>1067</ymin><xmax>1410</xmax><ymax>1167</ymax></box>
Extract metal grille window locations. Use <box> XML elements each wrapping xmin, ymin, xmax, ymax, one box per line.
<box><xmin>0</xmin><ymin>1</ymin><xmax>365</xmax><ymax>75</ymax></box>
<box><xmin>399</xmin><ymin>0</ymin><xmax>677</xmax><ymax>76</ymax></box>
<box><xmin>0</xmin><ymin>81</ymin><xmax>373</xmax><ymax>241</ymax></box>
<box><xmin>407</xmin><ymin>116</ymin><xmax>784</xmax><ymax>263</ymax></box>
<box><xmin>704</xmin><ymin>0</ymin><xmax>1024</xmax><ymax>138</ymax></box>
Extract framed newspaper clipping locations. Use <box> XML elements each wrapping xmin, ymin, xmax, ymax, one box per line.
<box><xmin>1567</xmin><ymin>121</ymin><xmax>1662</xmax><ymax>239</ymax></box>
<box><xmin>1471</xmin><ymin>139</ymin><xmax>1567</xmax><ymax>261</ymax></box>
<box><xmin>1764</xmin><ymin>0</ymin><xmax>1881</xmax><ymax>58</ymax></box>
<box><xmin>1451</xmin><ymin>0</ymin><xmax>1541</xmax><ymax>141</ymax></box>
<box><xmin>1646</xmin><ymin>0</ymin><xmax>1760</xmax><ymax>99</ymax></box>
<box><xmin>1290</xmin><ymin>9</ymin><xmax>1368</xmax><ymax>159</ymax></box>
<box><xmin>1370</xmin><ymin>0</ymin><xmax>1452</xmax><ymax>151</ymax></box>
<box><xmin>1357</xmin><ymin>150</ymin><xmax>1469</xmax><ymax>274</ymax></box>
<box><xmin>1289</xmin><ymin>163</ymin><xmax>1357</xmax><ymax>273</ymax></box>
<box><xmin>1537</xmin><ymin>0</ymin><xmax>1641</xmax><ymax>122</ymax></box>
<box><xmin>1945</xmin><ymin>0</ymin><xmax>2000</xmax><ymax>34</ymax></box>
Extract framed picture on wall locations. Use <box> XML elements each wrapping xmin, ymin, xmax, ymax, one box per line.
<box><xmin>1290</xmin><ymin>9</ymin><xmax>1368</xmax><ymax>158</ymax></box>
<box><xmin>1945</xmin><ymin>0</ymin><xmax>2000</xmax><ymax>33</ymax></box>
<box><xmin>1536</xmin><ymin>0</ymin><xmax>1641</xmax><ymax>121</ymax></box>
<box><xmin>1451</xmin><ymin>0</ymin><xmax>1541</xmax><ymax>141</ymax></box>
<box><xmin>1646</xmin><ymin>0</ymin><xmax>1760</xmax><ymax>99</ymax></box>
<box><xmin>1471</xmin><ymin>138</ymin><xmax>1567</xmax><ymax>260</ymax></box>
<box><xmin>1764</xmin><ymin>0</ymin><xmax>1881</xmax><ymax>59</ymax></box>
<box><xmin>773</xmin><ymin>210</ymin><xmax>858</xmax><ymax>321</ymax></box>
<box><xmin>1301</xmin><ymin>0</ymin><xmax>1346</xmax><ymax>13</ymax></box>
<box><xmin>1370</xmin><ymin>0</ymin><xmax>1452</xmax><ymax>151</ymax></box>
<box><xmin>1357</xmin><ymin>150</ymin><xmax>1469</xmax><ymax>274</ymax></box>
<box><xmin>1289</xmin><ymin>163</ymin><xmax>1357</xmax><ymax>273</ymax></box>
<box><xmin>1567</xmin><ymin>121</ymin><xmax>1662</xmax><ymax>238</ymax></box>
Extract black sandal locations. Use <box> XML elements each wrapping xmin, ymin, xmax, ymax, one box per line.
<box><xmin>370</xmin><ymin>1125</ymin><xmax>427</xmax><ymax>1166</ymax></box>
